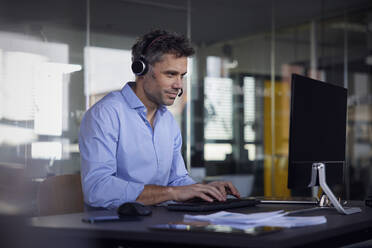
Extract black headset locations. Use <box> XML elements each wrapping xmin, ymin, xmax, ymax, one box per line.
<box><xmin>131</xmin><ymin>35</ymin><xmax>183</xmax><ymax>97</ymax></box>
<box><xmin>131</xmin><ymin>35</ymin><xmax>167</xmax><ymax>76</ymax></box>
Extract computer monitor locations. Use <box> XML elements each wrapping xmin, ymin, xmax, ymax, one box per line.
<box><xmin>287</xmin><ymin>74</ymin><xmax>347</xmax><ymax>189</ymax></box>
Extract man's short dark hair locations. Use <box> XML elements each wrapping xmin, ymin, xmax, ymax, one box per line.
<box><xmin>132</xmin><ymin>29</ymin><xmax>195</xmax><ymax>66</ymax></box>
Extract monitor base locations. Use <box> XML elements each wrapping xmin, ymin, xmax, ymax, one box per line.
<box><xmin>308</xmin><ymin>163</ymin><xmax>362</xmax><ymax>215</ymax></box>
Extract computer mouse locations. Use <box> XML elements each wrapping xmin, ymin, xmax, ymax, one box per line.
<box><xmin>117</xmin><ymin>202</ymin><xmax>152</xmax><ymax>216</ymax></box>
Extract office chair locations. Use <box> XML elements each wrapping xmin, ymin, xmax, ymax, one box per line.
<box><xmin>37</xmin><ymin>174</ymin><xmax>84</xmax><ymax>216</ymax></box>
<box><xmin>0</xmin><ymin>163</ymin><xmax>25</xmax><ymax>198</ymax></box>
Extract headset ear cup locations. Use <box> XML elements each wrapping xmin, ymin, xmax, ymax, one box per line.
<box><xmin>131</xmin><ymin>58</ymin><xmax>148</xmax><ymax>76</ymax></box>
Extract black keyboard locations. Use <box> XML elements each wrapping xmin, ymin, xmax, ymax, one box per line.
<box><xmin>167</xmin><ymin>197</ymin><xmax>259</xmax><ymax>212</ymax></box>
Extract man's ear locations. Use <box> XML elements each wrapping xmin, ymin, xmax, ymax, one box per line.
<box><xmin>149</xmin><ymin>69</ymin><xmax>157</xmax><ymax>79</ymax></box>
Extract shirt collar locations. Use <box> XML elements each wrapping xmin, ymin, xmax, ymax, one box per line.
<box><xmin>121</xmin><ymin>82</ymin><xmax>167</xmax><ymax>115</ymax></box>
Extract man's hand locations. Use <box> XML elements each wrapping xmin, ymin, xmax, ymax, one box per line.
<box><xmin>207</xmin><ymin>181</ymin><xmax>241</xmax><ymax>199</ymax></box>
<box><xmin>136</xmin><ymin>181</ymin><xmax>241</xmax><ymax>205</ymax></box>
<box><xmin>170</xmin><ymin>181</ymin><xmax>241</xmax><ymax>202</ymax></box>
<box><xmin>170</xmin><ymin>183</ymin><xmax>226</xmax><ymax>202</ymax></box>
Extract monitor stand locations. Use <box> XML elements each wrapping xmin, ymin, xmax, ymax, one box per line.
<box><xmin>308</xmin><ymin>163</ymin><xmax>361</xmax><ymax>215</ymax></box>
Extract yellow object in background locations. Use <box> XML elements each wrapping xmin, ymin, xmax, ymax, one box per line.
<box><xmin>264</xmin><ymin>80</ymin><xmax>291</xmax><ymax>197</ymax></box>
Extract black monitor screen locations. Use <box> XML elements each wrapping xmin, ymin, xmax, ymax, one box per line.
<box><xmin>287</xmin><ymin>74</ymin><xmax>347</xmax><ymax>189</ymax></box>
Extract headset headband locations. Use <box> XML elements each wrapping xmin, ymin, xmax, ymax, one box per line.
<box><xmin>132</xmin><ymin>34</ymin><xmax>168</xmax><ymax>76</ymax></box>
<box><xmin>142</xmin><ymin>35</ymin><xmax>167</xmax><ymax>57</ymax></box>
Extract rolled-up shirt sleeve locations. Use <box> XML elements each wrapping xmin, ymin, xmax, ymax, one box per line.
<box><xmin>79</xmin><ymin>104</ymin><xmax>144</xmax><ymax>209</ymax></box>
<box><xmin>167</xmin><ymin>124</ymin><xmax>196</xmax><ymax>186</ymax></box>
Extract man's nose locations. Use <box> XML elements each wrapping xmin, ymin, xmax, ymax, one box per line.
<box><xmin>173</xmin><ymin>76</ymin><xmax>184</xmax><ymax>88</ymax></box>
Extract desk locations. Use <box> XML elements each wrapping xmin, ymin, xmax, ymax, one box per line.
<box><xmin>27</xmin><ymin>202</ymin><xmax>372</xmax><ymax>248</ymax></box>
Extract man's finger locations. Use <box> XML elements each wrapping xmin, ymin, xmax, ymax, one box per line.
<box><xmin>196</xmin><ymin>192</ymin><xmax>214</xmax><ymax>202</ymax></box>
<box><xmin>206</xmin><ymin>182</ymin><xmax>227</xmax><ymax>200</ymax></box>
<box><xmin>225</xmin><ymin>182</ymin><xmax>240</xmax><ymax>198</ymax></box>
<box><xmin>217</xmin><ymin>185</ymin><xmax>227</xmax><ymax>198</ymax></box>
<box><xmin>200</xmin><ymin>185</ymin><xmax>225</xmax><ymax>201</ymax></box>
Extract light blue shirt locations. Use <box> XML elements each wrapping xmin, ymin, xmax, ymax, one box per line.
<box><xmin>79</xmin><ymin>82</ymin><xmax>195</xmax><ymax>208</ymax></box>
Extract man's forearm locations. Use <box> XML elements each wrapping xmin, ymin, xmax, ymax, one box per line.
<box><xmin>136</xmin><ymin>185</ymin><xmax>174</xmax><ymax>205</ymax></box>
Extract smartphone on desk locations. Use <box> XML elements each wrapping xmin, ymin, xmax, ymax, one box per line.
<box><xmin>82</xmin><ymin>214</ymin><xmax>141</xmax><ymax>224</ymax></box>
<box><xmin>82</xmin><ymin>215</ymin><xmax>120</xmax><ymax>224</ymax></box>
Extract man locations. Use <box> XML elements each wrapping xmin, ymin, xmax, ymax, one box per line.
<box><xmin>79</xmin><ymin>29</ymin><xmax>240</xmax><ymax>209</ymax></box>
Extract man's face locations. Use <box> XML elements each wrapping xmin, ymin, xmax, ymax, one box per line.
<box><xmin>142</xmin><ymin>53</ymin><xmax>187</xmax><ymax>106</ymax></box>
